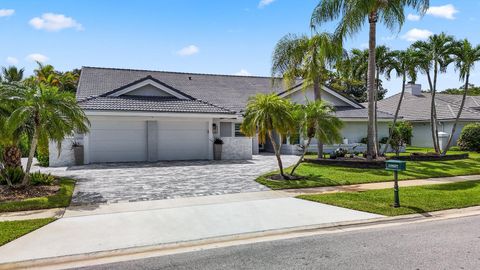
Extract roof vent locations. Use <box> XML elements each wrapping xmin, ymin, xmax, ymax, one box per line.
<box><xmin>405</xmin><ymin>83</ymin><xmax>422</xmax><ymax>96</ymax></box>
<box><xmin>188</xmin><ymin>76</ymin><xmax>192</xmax><ymax>80</ymax></box>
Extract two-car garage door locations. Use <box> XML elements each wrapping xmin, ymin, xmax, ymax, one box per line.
<box><xmin>88</xmin><ymin>118</ymin><xmax>209</xmax><ymax>163</ymax></box>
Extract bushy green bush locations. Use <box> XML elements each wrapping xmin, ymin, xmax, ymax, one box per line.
<box><xmin>458</xmin><ymin>123</ymin><xmax>480</xmax><ymax>152</ymax></box>
<box><xmin>29</xmin><ymin>171</ymin><xmax>55</xmax><ymax>186</ymax></box>
<box><xmin>0</xmin><ymin>167</ymin><xmax>25</xmax><ymax>186</ymax></box>
<box><xmin>390</xmin><ymin>121</ymin><xmax>413</xmax><ymax>156</ymax></box>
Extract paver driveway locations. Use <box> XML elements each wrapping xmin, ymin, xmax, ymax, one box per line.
<box><xmin>36</xmin><ymin>154</ymin><xmax>298</xmax><ymax>205</ymax></box>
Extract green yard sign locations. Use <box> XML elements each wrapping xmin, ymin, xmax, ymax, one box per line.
<box><xmin>385</xmin><ymin>160</ymin><xmax>407</xmax><ymax>208</ymax></box>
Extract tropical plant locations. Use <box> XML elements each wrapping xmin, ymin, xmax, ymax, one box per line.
<box><xmin>29</xmin><ymin>171</ymin><xmax>55</xmax><ymax>186</ymax></box>
<box><xmin>0</xmin><ymin>166</ymin><xmax>25</xmax><ymax>186</ymax></box>
<box><xmin>311</xmin><ymin>0</ymin><xmax>430</xmax><ymax>159</ymax></box>
<box><xmin>271</xmin><ymin>32</ymin><xmax>342</xmax><ymax>158</ymax></box>
<box><xmin>4</xmin><ymin>83</ymin><xmax>89</xmax><ymax>186</ymax></box>
<box><xmin>389</xmin><ymin>121</ymin><xmax>413</xmax><ymax>156</ymax></box>
<box><xmin>241</xmin><ymin>93</ymin><xmax>295</xmax><ymax>179</ymax></box>
<box><xmin>290</xmin><ymin>100</ymin><xmax>343</xmax><ymax>175</ymax></box>
<box><xmin>382</xmin><ymin>48</ymin><xmax>419</xmax><ymax>154</ymax></box>
<box><xmin>412</xmin><ymin>33</ymin><xmax>455</xmax><ymax>153</ymax></box>
<box><xmin>458</xmin><ymin>123</ymin><xmax>480</xmax><ymax>152</ymax></box>
<box><xmin>442</xmin><ymin>39</ymin><xmax>480</xmax><ymax>155</ymax></box>
<box><xmin>1</xmin><ymin>66</ymin><xmax>24</xmax><ymax>82</ymax></box>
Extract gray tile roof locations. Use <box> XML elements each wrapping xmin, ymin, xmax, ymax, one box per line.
<box><xmin>335</xmin><ymin>107</ymin><xmax>394</xmax><ymax>119</ymax></box>
<box><xmin>77</xmin><ymin>67</ymin><xmax>285</xmax><ymax>113</ymax></box>
<box><xmin>376</xmin><ymin>92</ymin><xmax>480</xmax><ymax>121</ymax></box>
<box><xmin>76</xmin><ymin>66</ymin><xmax>379</xmax><ymax>118</ymax></box>
<box><xmin>78</xmin><ymin>96</ymin><xmax>235</xmax><ymax>114</ymax></box>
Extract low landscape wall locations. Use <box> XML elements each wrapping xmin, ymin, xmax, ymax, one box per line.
<box><xmin>221</xmin><ymin>137</ymin><xmax>252</xmax><ymax>160</ymax></box>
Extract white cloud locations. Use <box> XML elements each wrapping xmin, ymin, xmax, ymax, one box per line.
<box><xmin>426</xmin><ymin>4</ymin><xmax>458</xmax><ymax>20</ymax></box>
<box><xmin>6</xmin><ymin>57</ymin><xmax>18</xmax><ymax>65</ymax></box>
<box><xmin>177</xmin><ymin>45</ymin><xmax>199</xmax><ymax>56</ymax></box>
<box><xmin>234</xmin><ymin>69</ymin><xmax>252</xmax><ymax>76</ymax></box>
<box><xmin>258</xmin><ymin>0</ymin><xmax>275</xmax><ymax>8</ymax></box>
<box><xmin>407</xmin><ymin>13</ymin><xmax>421</xmax><ymax>21</ymax></box>
<box><xmin>29</xmin><ymin>13</ymin><xmax>83</xmax><ymax>31</ymax></box>
<box><xmin>401</xmin><ymin>28</ymin><xmax>433</xmax><ymax>42</ymax></box>
<box><xmin>0</xmin><ymin>9</ymin><xmax>14</xmax><ymax>17</ymax></box>
<box><xmin>360</xmin><ymin>42</ymin><xmax>369</xmax><ymax>49</ymax></box>
<box><xmin>26</xmin><ymin>53</ymin><xmax>49</xmax><ymax>63</ymax></box>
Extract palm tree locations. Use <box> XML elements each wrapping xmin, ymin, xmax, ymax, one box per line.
<box><xmin>382</xmin><ymin>49</ymin><xmax>419</xmax><ymax>155</ymax></box>
<box><xmin>311</xmin><ymin>0</ymin><xmax>430</xmax><ymax>159</ymax></box>
<box><xmin>290</xmin><ymin>100</ymin><xmax>343</xmax><ymax>175</ymax></box>
<box><xmin>271</xmin><ymin>32</ymin><xmax>342</xmax><ymax>158</ymax></box>
<box><xmin>413</xmin><ymin>33</ymin><xmax>455</xmax><ymax>153</ymax></box>
<box><xmin>241</xmin><ymin>93</ymin><xmax>295</xmax><ymax>179</ymax></box>
<box><xmin>5</xmin><ymin>84</ymin><xmax>89</xmax><ymax>186</ymax></box>
<box><xmin>1</xmin><ymin>66</ymin><xmax>24</xmax><ymax>82</ymax></box>
<box><xmin>442</xmin><ymin>39</ymin><xmax>480</xmax><ymax>155</ymax></box>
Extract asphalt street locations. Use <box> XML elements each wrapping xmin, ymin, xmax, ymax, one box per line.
<box><xmin>77</xmin><ymin>215</ymin><xmax>480</xmax><ymax>270</ymax></box>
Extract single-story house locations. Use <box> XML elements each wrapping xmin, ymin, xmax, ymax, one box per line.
<box><xmin>376</xmin><ymin>83</ymin><xmax>480</xmax><ymax>148</ymax></box>
<box><xmin>50</xmin><ymin>66</ymin><xmax>396</xmax><ymax>166</ymax></box>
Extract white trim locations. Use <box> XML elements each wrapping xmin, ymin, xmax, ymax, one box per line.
<box><xmin>84</xmin><ymin>110</ymin><xmax>238</xmax><ymax>119</ymax></box>
<box><xmin>279</xmin><ymin>84</ymin><xmax>362</xmax><ymax>109</ymax></box>
<box><xmin>108</xmin><ymin>79</ymin><xmax>190</xmax><ymax>100</ymax></box>
<box><xmin>340</xmin><ymin>118</ymin><xmax>393</xmax><ymax>122</ymax></box>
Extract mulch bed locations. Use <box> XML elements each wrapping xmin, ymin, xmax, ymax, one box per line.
<box><xmin>304</xmin><ymin>156</ymin><xmax>387</xmax><ymax>169</ymax></box>
<box><xmin>267</xmin><ymin>174</ymin><xmax>306</xmax><ymax>181</ymax></box>
<box><xmin>392</xmin><ymin>153</ymin><xmax>469</xmax><ymax>161</ymax></box>
<box><xmin>0</xmin><ymin>185</ymin><xmax>60</xmax><ymax>202</ymax></box>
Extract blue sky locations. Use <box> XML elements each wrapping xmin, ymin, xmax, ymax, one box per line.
<box><xmin>1</xmin><ymin>0</ymin><xmax>479</xmax><ymax>96</ymax></box>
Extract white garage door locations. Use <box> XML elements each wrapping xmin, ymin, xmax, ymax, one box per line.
<box><xmin>157</xmin><ymin>121</ymin><xmax>209</xmax><ymax>160</ymax></box>
<box><xmin>88</xmin><ymin>119</ymin><xmax>147</xmax><ymax>163</ymax></box>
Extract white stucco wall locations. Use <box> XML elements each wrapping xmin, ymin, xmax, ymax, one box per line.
<box><xmin>49</xmin><ymin>137</ymin><xmax>76</xmax><ymax>167</ymax></box>
<box><xmin>411</xmin><ymin>121</ymin><xmax>471</xmax><ymax>148</ymax></box>
<box><xmin>221</xmin><ymin>137</ymin><xmax>252</xmax><ymax>160</ymax></box>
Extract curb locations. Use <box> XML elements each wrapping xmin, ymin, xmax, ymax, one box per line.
<box><xmin>2</xmin><ymin>205</ymin><xmax>480</xmax><ymax>270</ymax></box>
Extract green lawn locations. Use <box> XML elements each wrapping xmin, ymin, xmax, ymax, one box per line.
<box><xmin>298</xmin><ymin>180</ymin><xmax>480</xmax><ymax>216</ymax></box>
<box><xmin>257</xmin><ymin>148</ymin><xmax>480</xmax><ymax>189</ymax></box>
<box><xmin>0</xmin><ymin>218</ymin><xmax>55</xmax><ymax>246</ymax></box>
<box><xmin>0</xmin><ymin>178</ymin><xmax>75</xmax><ymax>213</ymax></box>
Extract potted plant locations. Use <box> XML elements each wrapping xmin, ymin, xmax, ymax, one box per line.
<box><xmin>72</xmin><ymin>140</ymin><xmax>84</xmax><ymax>165</ymax></box>
<box><xmin>213</xmin><ymin>138</ymin><xmax>223</xmax><ymax>160</ymax></box>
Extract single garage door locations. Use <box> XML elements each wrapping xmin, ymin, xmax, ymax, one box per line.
<box><xmin>88</xmin><ymin>119</ymin><xmax>147</xmax><ymax>163</ymax></box>
<box><xmin>157</xmin><ymin>121</ymin><xmax>209</xmax><ymax>160</ymax></box>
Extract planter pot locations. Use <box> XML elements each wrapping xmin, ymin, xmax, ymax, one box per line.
<box><xmin>73</xmin><ymin>146</ymin><xmax>84</xmax><ymax>166</ymax></box>
<box><xmin>213</xmin><ymin>144</ymin><xmax>222</xmax><ymax>160</ymax></box>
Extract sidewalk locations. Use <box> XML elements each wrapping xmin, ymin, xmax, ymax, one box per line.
<box><xmin>282</xmin><ymin>174</ymin><xmax>480</xmax><ymax>195</ymax></box>
<box><xmin>0</xmin><ymin>191</ymin><xmax>381</xmax><ymax>265</ymax></box>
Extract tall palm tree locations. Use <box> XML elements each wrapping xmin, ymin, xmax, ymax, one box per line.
<box><xmin>442</xmin><ymin>39</ymin><xmax>480</xmax><ymax>155</ymax></box>
<box><xmin>1</xmin><ymin>66</ymin><xmax>24</xmax><ymax>82</ymax></box>
<box><xmin>241</xmin><ymin>93</ymin><xmax>295</xmax><ymax>179</ymax></box>
<box><xmin>311</xmin><ymin>0</ymin><xmax>430</xmax><ymax>159</ymax></box>
<box><xmin>290</xmin><ymin>100</ymin><xmax>343</xmax><ymax>175</ymax></box>
<box><xmin>5</xmin><ymin>84</ymin><xmax>90</xmax><ymax>186</ymax></box>
<box><xmin>382</xmin><ymin>49</ymin><xmax>419</xmax><ymax>155</ymax></box>
<box><xmin>413</xmin><ymin>33</ymin><xmax>455</xmax><ymax>153</ymax></box>
<box><xmin>33</xmin><ymin>61</ymin><xmax>60</xmax><ymax>87</ymax></box>
<box><xmin>271</xmin><ymin>32</ymin><xmax>342</xmax><ymax>158</ymax></box>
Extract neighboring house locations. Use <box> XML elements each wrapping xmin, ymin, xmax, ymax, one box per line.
<box><xmin>49</xmin><ymin>67</ymin><xmax>394</xmax><ymax>166</ymax></box>
<box><xmin>376</xmin><ymin>83</ymin><xmax>480</xmax><ymax>147</ymax></box>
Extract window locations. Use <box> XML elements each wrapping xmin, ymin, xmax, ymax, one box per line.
<box><xmin>235</xmin><ymin>123</ymin><xmax>245</xmax><ymax>137</ymax></box>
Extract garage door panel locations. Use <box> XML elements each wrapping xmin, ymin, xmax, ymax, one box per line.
<box><xmin>157</xmin><ymin>121</ymin><xmax>209</xmax><ymax>160</ymax></box>
<box><xmin>88</xmin><ymin>120</ymin><xmax>147</xmax><ymax>163</ymax></box>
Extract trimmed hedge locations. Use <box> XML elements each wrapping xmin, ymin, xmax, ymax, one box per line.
<box><xmin>458</xmin><ymin>123</ymin><xmax>480</xmax><ymax>152</ymax></box>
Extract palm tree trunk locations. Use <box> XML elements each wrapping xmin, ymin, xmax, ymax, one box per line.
<box><xmin>442</xmin><ymin>73</ymin><xmax>470</xmax><ymax>155</ymax></box>
<box><xmin>2</xmin><ymin>145</ymin><xmax>22</xmax><ymax>168</ymax></box>
<box><xmin>268</xmin><ymin>130</ymin><xmax>285</xmax><ymax>179</ymax></box>
<box><xmin>22</xmin><ymin>125</ymin><xmax>39</xmax><ymax>186</ymax></box>
<box><xmin>427</xmin><ymin>72</ymin><xmax>439</xmax><ymax>153</ymax></box>
<box><xmin>382</xmin><ymin>74</ymin><xmax>407</xmax><ymax>155</ymax></box>
<box><xmin>374</xmin><ymin>67</ymin><xmax>380</xmax><ymax>156</ymax></box>
<box><xmin>366</xmin><ymin>12</ymin><xmax>378</xmax><ymax>160</ymax></box>
<box><xmin>432</xmin><ymin>64</ymin><xmax>441</xmax><ymax>153</ymax></box>
<box><xmin>291</xmin><ymin>137</ymin><xmax>312</xmax><ymax>175</ymax></box>
<box><xmin>313</xmin><ymin>77</ymin><xmax>324</xmax><ymax>158</ymax></box>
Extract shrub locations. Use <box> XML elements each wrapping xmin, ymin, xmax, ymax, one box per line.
<box><xmin>389</xmin><ymin>121</ymin><xmax>413</xmax><ymax>156</ymax></box>
<box><xmin>458</xmin><ymin>123</ymin><xmax>480</xmax><ymax>152</ymax></box>
<box><xmin>379</xmin><ymin>137</ymin><xmax>389</xmax><ymax>144</ymax></box>
<box><xmin>36</xmin><ymin>152</ymin><xmax>49</xmax><ymax>167</ymax></box>
<box><xmin>213</xmin><ymin>138</ymin><xmax>224</xmax><ymax>145</ymax></box>
<box><xmin>360</xmin><ymin>137</ymin><xmax>368</xmax><ymax>144</ymax></box>
<box><xmin>29</xmin><ymin>171</ymin><xmax>55</xmax><ymax>186</ymax></box>
<box><xmin>334</xmin><ymin>148</ymin><xmax>348</xmax><ymax>158</ymax></box>
<box><xmin>0</xmin><ymin>167</ymin><xmax>25</xmax><ymax>186</ymax></box>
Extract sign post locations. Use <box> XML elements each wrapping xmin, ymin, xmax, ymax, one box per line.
<box><xmin>385</xmin><ymin>160</ymin><xmax>406</xmax><ymax>208</ymax></box>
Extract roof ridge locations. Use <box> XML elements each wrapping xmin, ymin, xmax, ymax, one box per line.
<box><xmin>82</xmin><ymin>66</ymin><xmax>280</xmax><ymax>79</ymax></box>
